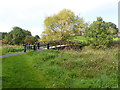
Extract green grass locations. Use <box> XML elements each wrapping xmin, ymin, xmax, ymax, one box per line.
<box><xmin>68</xmin><ymin>36</ymin><xmax>120</xmax><ymax>41</ymax></box>
<box><xmin>2</xmin><ymin>54</ymin><xmax>47</xmax><ymax>88</ymax></box>
<box><xmin>67</xmin><ymin>36</ymin><xmax>120</xmax><ymax>46</ymax></box>
<box><xmin>67</xmin><ymin>36</ymin><xmax>86</xmax><ymax>42</ymax></box>
<box><xmin>2</xmin><ymin>45</ymin><xmax>24</xmax><ymax>55</ymax></box>
<box><xmin>67</xmin><ymin>36</ymin><xmax>87</xmax><ymax>46</ymax></box>
<box><xmin>113</xmin><ymin>37</ymin><xmax>120</xmax><ymax>41</ymax></box>
<box><xmin>2</xmin><ymin>45</ymin><xmax>118</xmax><ymax>88</ymax></box>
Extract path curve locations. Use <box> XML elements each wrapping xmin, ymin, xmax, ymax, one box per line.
<box><xmin>0</xmin><ymin>48</ymin><xmax>45</xmax><ymax>58</ymax></box>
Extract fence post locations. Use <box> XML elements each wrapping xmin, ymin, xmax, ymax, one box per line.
<box><xmin>68</xmin><ymin>41</ymin><xmax>69</xmax><ymax>45</ymax></box>
<box><xmin>28</xmin><ymin>43</ymin><xmax>30</xmax><ymax>50</ymax></box>
<box><xmin>24</xmin><ymin>44</ymin><xmax>26</xmax><ymax>52</ymax></box>
<box><xmin>64</xmin><ymin>40</ymin><xmax>65</xmax><ymax>45</ymax></box>
<box><xmin>34</xmin><ymin>44</ymin><xmax>36</xmax><ymax>51</ymax></box>
<box><xmin>54</xmin><ymin>41</ymin><xmax>56</xmax><ymax>49</ymax></box>
<box><xmin>47</xmin><ymin>43</ymin><xmax>49</xmax><ymax>49</ymax></box>
<box><xmin>79</xmin><ymin>41</ymin><xmax>82</xmax><ymax>49</ymax></box>
<box><xmin>37</xmin><ymin>42</ymin><xmax>39</xmax><ymax>49</ymax></box>
<box><xmin>60</xmin><ymin>40</ymin><xmax>61</xmax><ymax>47</ymax></box>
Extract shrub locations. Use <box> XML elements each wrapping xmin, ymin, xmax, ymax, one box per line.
<box><xmin>85</xmin><ymin>17</ymin><xmax>118</xmax><ymax>49</ymax></box>
<box><xmin>24</xmin><ymin>36</ymin><xmax>38</xmax><ymax>44</ymax></box>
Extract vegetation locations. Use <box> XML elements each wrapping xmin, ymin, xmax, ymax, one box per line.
<box><xmin>4</xmin><ymin>26</ymin><xmax>32</xmax><ymax>45</ymax></box>
<box><xmin>2</xmin><ymin>44</ymin><xmax>118</xmax><ymax>88</ymax></box>
<box><xmin>2</xmin><ymin>45</ymin><xmax>24</xmax><ymax>55</ymax></box>
<box><xmin>41</xmin><ymin>9</ymin><xmax>88</xmax><ymax>41</ymax></box>
<box><xmin>0</xmin><ymin>32</ymin><xmax>7</xmax><ymax>40</ymax></box>
<box><xmin>1</xmin><ymin>8</ymin><xmax>119</xmax><ymax>88</ymax></box>
<box><xmin>34</xmin><ymin>35</ymin><xmax>40</xmax><ymax>40</ymax></box>
<box><xmin>68</xmin><ymin>36</ymin><xmax>86</xmax><ymax>42</ymax></box>
<box><xmin>24</xmin><ymin>36</ymin><xmax>38</xmax><ymax>44</ymax></box>
<box><xmin>85</xmin><ymin>17</ymin><xmax>118</xmax><ymax>49</ymax></box>
<box><xmin>68</xmin><ymin>36</ymin><xmax>120</xmax><ymax>46</ymax></box>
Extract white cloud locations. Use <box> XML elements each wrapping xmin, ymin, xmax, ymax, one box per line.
<box><xmin>30</xmin><ymin>27</ymin><xmax>44</xmax><ymax>37</ymax></box>
<box><xmin>0</xmin><ymin>0</ymin><xmax>119</xmax><ymax>35</ymax></box>
<box><xmin>0</xmin><ymin>24</ymin><xmax>13</xmax><ymax>32</ymax></box>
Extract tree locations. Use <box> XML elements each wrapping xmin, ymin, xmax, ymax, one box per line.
<box><xmin>34</xmin><ymin>35</ymin><xmax>40</xmax><ymax>39</ymax></box>
<box><xmin>85</xmin><ymin>17</ymin><xmax>118</xmax><ymax>49</ymax></box>
<box><xmin>0</xmin><ymin>32</ymin><xmax>7</xmax><ymax>40</ymax></box>
<box><xmin>41</xmin><ymin>9</ymin><xmax>88</xmax><ymax>41</ymax></box>
<box><xmin>24</xmin><ymin>36</ymin><xmax>38</xmax><ymax>44</ymax></box>
<box><xmin>5</xmin><ymin>26</ymin><xmax>32</xmax><ymax>45</ymax></box>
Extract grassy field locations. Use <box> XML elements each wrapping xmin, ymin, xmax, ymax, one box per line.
<box><xmin>2</xmin><ymin>43</ymin><xmax>118</xmax><ymax>88</ymax></box>
<box><xmin>67</xmin><ymin>36</ymin><xmax>86</xmax><ymax>42</ymax></box>
<box><xmin>67</xmin><ymin>36</ymin><xmax>120</xmax><ymax>46</ymax></box>
<box><xmin>68</xmin><ymin>36</ymin><xmax>120</xmax><ymax>41</ymax></box>
<box><xmin>2</xmin><ymin>45</ymin><xmax>24</xmax><ymax>55</ymax></box>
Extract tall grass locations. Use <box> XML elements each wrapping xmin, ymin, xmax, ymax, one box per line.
<box><xmin>2</xmin><ymin>41</ymin><xmax>118</xmax><ymax>88</ymax></box>
<box><xmin>2</xmin><ymin>45</ymin><xmax>24</xmax><ymax>55</ymax></box>
<box><xmin>26</xmin><ymin>46</ymin><xmax>118</xmax><ymax>88</ymax></box>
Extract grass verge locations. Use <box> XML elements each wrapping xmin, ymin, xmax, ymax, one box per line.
<box><xmin>2</xmin><ymin>45</ymin><xmax>24</xmax><ymax>55</ymax></box>
<box><xmin>2</xmin><ymin>44</ymin><xmax>118</xmax><ymax>88</ymax></box>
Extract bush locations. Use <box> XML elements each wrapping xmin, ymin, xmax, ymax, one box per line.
<box><xmin>2</xmin><ymin>46</ymin><xmax>24</xmax><ymax>55</ymax></box>
<box><xmin>24</xmin><ymin>36</ymin><xmax>38</xmax><ymax>44</ymax></box>
<box><xmin>85</xmin><ymin>17</ymin><xmax>118</xmax><ymax>49</ymax></box>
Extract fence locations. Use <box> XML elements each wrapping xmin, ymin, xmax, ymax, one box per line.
<box><xmin>23</xmin><ymin>40</ymin><xmax>82</xmax><ymax>52</ymax></box>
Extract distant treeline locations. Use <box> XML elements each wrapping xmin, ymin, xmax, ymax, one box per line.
<box><xmin>1</xmin><ymin>26</ymin><xmax>40</xmax><ymax>45</ymax></box>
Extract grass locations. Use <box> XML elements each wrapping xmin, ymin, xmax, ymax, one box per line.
<box><xmin>113</xmin><ymin>37</ymin><xmax>120</xmax><ymax>41</ymax></box>
<box><xmin>68</xmin><ymin>36</ymin><xmax>120</xmax><ymax>41</ymax></box>
<box><xmin>67</xmin><ymin>36</ymin><xmax>87</xmax><ymax>46</ymax></box>
<box><xmin>2</xmin><ymin>43</ymin><xmax>118</xmax><ymax>88</ymax></box>
<box><xmin>67</xmin><ymin>36</ymin><xmax>86</xmax><ymax>42</ymax></box>
<box><xmin>2</xmin><ymin>45</ymin><xmax>24</xmax><ymax>55</ymax></box>
<box><xmin>67</xmin><ymin>36</ymin><xmax>120</xmax><ymax>46</ymax></box>
<box><xmin>2</xmin><ymin>54</ymin><xmax>47</xmax><ymax>88</ymax></box>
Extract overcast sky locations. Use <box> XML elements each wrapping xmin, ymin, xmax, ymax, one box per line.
<box><xmin>0</xmin><ymin>0</ymin><xmax>119</xmax><ymax>37</ymax></box>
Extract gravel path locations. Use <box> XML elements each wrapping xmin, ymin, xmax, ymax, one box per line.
<box><xmin>0</xmin><ymin>52</ymin><xmax>25</xmax><ymax>58</ymax></box>
<box><xmin>0</xmin><ymin>48</ymin><xmax>45</xmax><ymax>58</ymax></box>
<box><xmin>0</xmin><ymin>45</ymin><xmax>66</xmax><ymax>58</ymax></box>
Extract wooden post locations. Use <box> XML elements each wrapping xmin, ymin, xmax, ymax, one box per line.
<box><xmin>47</xmin><ymin>43</ymin><xmax>49</xmax><ymax>49</ymax></box>
<box><xmin>64</xmin><ymin>40</ymin><xmax>65</xmax><ymax>45</ymax></box>
<box><xmin>71</xmin><ymin>41</ymin><xmax>72</xmax><ymax>45</ymax></box>
<box><xmin>77</xmin><ymin>41</ymin><xmax>78</xmax><ymax>49</ymax></box>
<box><xmin>30</xmin><ymin>44</ymin><xmax>32</xmax><ymax>49</ymax></box>
<box><xmin>54</xmin><ymin>41</ymin><xmax>56</xmax><ymax>49</ymax></box>
<box><xmin>60</xmin><ymin>40</ymin><xmax>61</xmax><ymax>47</ymax></box>
<box><xmin>34</xmin><ymin>44</ymin><xmax>36</xmax><ymax>51</ymax></box>
<box><xmin>37</xmin><ymin>42</ymin><xmax>39</xmax><ymax>49</ymax></box>
<box><xmin>24</xmin><ymin>44</ymin><xmax>26</xmax><ymax>52</ymax></box>
<box><xmin>28</xmin><ymin>43</ymin><xmax>30</xmax><ymax>50</ymax></box>
<box><xmin>68</xmin><ymin>41</ymin><xmax>70</xmax><ymax>49</ymax></box>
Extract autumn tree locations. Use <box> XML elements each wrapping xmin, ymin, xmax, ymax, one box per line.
<box><xmin>41</xmin><ymin>9</ymin><xmax>88</xmax><ymax>41</ymax></box>
<box><xmin>24</xmin><ymin>36</ymin><xmax>38</xmax><ymax>44</ymax></box>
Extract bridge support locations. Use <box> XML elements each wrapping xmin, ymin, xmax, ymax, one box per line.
<box><xmin>24</xmin><ymin>44</ymin><xmax>26</xmax><ymax>52</ymax></box>
<box><xmin>34</xmin><ymin>44</ymin><xmax>36</xmax><ymax>51</ymax></box>
<box><xmin>37</xmin><ymin>42</ymin><xmax>40</xmax><ymax>49</ymax></box>
<box><xmin>47</xmin><ymin>43</ymin><xmax>49</xmax><ymax>49</ymax></box>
